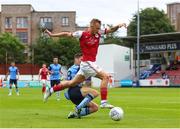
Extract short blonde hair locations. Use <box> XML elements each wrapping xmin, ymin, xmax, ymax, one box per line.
<box><xmin>90</xmin><ymin>18</ymin><xmax>101</xmax><ymax>26</ymax></box>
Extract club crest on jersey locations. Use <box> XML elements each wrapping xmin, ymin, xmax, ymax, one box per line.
<box><xmin>95</xmin><ymin>34</ymin><xmax>99</xmax><ymax>38</ymax></box>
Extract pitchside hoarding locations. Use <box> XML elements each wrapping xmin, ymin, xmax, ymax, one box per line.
<box><xmin>139</xmin><ymin>79</ymin><xmax>170</xmax><ymax>86</ymax></box>
<box><xmin>140</xmin><ymin>41</ymin><xmax>180</xmax><ymax>53</ymax></box>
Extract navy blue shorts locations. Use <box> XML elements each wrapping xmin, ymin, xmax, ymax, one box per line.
<box><xmin>50</xmin><ymin>80</ymin><xmax>60</xmax><ymax>87</ymax></box>
<box><xmin>9</xmin><ymin>79</ymin><xmax>17</xmax><ymax>85</ymax></box>
<box><xmin>68</xmin><ymin>86</ymin><xmax>84</xmax><ymax>105</ymax></box>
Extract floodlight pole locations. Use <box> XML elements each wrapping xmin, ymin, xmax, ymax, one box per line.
<box><xmin>137</xmin><ymin>0</ymin><xmax>140</xmax><ymax>83</ymax></box>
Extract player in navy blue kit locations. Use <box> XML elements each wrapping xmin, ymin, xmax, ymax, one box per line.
<box><xmin>4</xmin><ymin>62</ymin><xmax>20</xmax><ymax>96</ymax></box>
<box><xmin>48</xmin><ymin>57</ymin><xmax>62</xmax><ymax>101</ymax></box>
<box><xmin>64</xmin><ymin>53</ymin><xmax>99</xmax><ymax>119</ymax></box>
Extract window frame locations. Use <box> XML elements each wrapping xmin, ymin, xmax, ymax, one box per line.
<box><xmin>16</xmin><ymin>32</ymin><xmax>28</xmax><ymax>43</ymax></box>
<box><xmin>16</xmin><ymin>17</ymin><xmax>28</xmax><ymax>28</ymax></box>
<box><xmin>40</xmin><ymin>17</ymin><xmax>52</xmax><ymax>24</ymax></box>
<box><xmin>5</xmin><ymin>17</ymin><xmax>12</xmax><ymax>29</ymax></box>
<box><xmin>61</xmin><ymin>17</ymin><xmax>69</xmax><ymax>27</ymax></box>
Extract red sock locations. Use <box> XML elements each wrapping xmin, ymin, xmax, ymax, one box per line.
<box><xmin>100</xmin><ymin>87</ymin><xmax>107</xmax><ymax>101</ymax></box>
<box><xmin>53</xmin><ymin>84</ymin><xmax>64</xmax><ymax>92</ymax></box>
<box><xmin>42</xmin><ymin>86</ymin><xmax>46</xmax><ymax>93</ymax></box>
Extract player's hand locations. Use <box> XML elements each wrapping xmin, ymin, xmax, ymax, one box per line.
<box><xmin>4</xmin><ymin>78</ymin><xmax>7</xmax><ymax>81</ymax></box>
<box><xmin>118</xmin><ymin>23</ymin><xmax>127</xmax><ymax>28</ymax></box>
<box><xmin>44</xmin><ymin>29</ymin><xmax>52</xmax><ymax>36</ymax></box>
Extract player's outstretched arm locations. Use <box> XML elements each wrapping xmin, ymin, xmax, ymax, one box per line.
<box><xmin>45</xmin><ymin>29</ymin><xmax>72</xmax><ymax>37</ymax></box>
<box><xmin>106</xmin><ymin>23</ymin><xmax>127</xmax><ymax>34</ymax></box>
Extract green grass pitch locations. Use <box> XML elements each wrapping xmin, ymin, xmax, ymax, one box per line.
<box><xmin>0</xmin><ymin>87</ymin><xmax>180</xmax><ymax>128</ymax></box>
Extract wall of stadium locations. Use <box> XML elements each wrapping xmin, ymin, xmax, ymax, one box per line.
<box><xmin>92</xmin><ymin>44</ymin><xmax>133</xmax><ymax>87</ymax></box>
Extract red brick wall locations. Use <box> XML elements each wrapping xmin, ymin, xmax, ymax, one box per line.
<box><xmin>0</xmin><ymin>64</ymin><xmax>40</xmax><ymax>75</ymax></box>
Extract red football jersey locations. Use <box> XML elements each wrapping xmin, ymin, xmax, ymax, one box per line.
<box><xmin>73</xmin><ymin>29</ymin><xmax>107</xmax><ymax>62</ymax></box>
<box><xmin>40</xmin><ymin>68</ymin><xmax>48</xmax><ymax>80</ymax></box>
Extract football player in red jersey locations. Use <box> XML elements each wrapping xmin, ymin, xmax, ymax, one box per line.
<box><xmin>44</xmin><ymin>18</ymin><xmax>126</xmax><ymax>109</ymax></box>
<box><xmin>38</xmin><ymin>64</ymin><xmax>49</xmax><ymax>93</ymax></box>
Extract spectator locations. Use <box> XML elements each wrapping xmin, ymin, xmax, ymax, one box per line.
<box><xmin>161</xmin><ymin>72</ymin><xmax>169</xmax><ymax>79</ymax></box>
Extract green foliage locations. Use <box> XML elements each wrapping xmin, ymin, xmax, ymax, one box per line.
<box><xmin>104</xmin><ymin>24</ymin><xmax>132</xmax><ymax>48</ymax></box>
<box><xmin>104</xmin><ymin>37</ymin><xmax>132</xmax><ymax>48</ymax></box>
<box><xmin>128</xmin><ymin>7</ymin><xmax>175</xmax><ymax>36</ymax></box>
<box><xmin>106</xmin><ymin>24</ymin><xmax>119</xmax><ymax>38</ymax></box>
<box><xmin>33</xmin><ymin>37</ymin><xmax>80</xmax><ymax>66</ymax></box>
<box><xmin>0</xmin><ymin>33</ymin><xmax>25</xmax><ymax>63</ymax></box>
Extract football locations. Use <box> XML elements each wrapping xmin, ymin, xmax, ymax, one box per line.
<box><xmin>109</xmin><ymin>107</ymin><xmax>124</xmax><ymax>121</ymax></box>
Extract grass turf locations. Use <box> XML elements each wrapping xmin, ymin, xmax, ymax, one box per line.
<box><xmin>0</xmin><ymin>87</ymin><xmax>180</xmax><ymax>128</ymax></box>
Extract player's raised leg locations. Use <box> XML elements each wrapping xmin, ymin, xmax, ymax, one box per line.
<box><xmin>43</xmin><ymin>74</ymin><xmax>85</xmax><ymax>102</ymax></box>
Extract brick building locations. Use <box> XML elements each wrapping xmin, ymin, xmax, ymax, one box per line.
<box><xmin>0</xmin><ymin>4</ymin><xmax>86</xmax><ymax>44</ymax></box>
<box><xmin>167</xmin><ymin>2</ymin><xmax>180</xmax><ymax>31</ymax></box>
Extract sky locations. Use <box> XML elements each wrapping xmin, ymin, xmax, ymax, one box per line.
<box><xmin>0</xmin><ymin>0</ymin><xmax>179</xmax><ymax>36</ymax></box>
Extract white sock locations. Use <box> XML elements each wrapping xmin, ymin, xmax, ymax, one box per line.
<box><xmin>50</xmin><ymin>88</ymin><xmax>54</xmax><ymax>93</ymax></box>
<box><xmin>9</xmin><ymin>89</ymin><xmax>12</xmax><ymax>93</ymax></box>
<box><xmin>101</xmin><ymin>100</ymin><xmax>107</xmax><ymax>104</ymax></box>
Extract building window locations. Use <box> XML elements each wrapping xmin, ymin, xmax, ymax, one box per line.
<box><xmin>40</xmin><ymin>17</ymin><xmax>52</xmax><ymax>24</ymax></box>
<box><xmin>16</xmin><ymin>17</ymin><xmax>28</xmax><ymax>28</ymax></box>
<box><xmin>40</xmin><ymin>17</ymin><xmax>53</xmax><ymax>30</ymax></box>
<box><xmin>61</xmin><ymin>17</ymin><xmax>69</xmax><ymax>26</ymax></box>
<box><xmin>16</xmin><ymin>32</ymin><xmax>28</xmax><ymax>43</ymax></box>
<box><xmin>5</xmin><ymin>17</ymin><xmax>12</xmax><ymax>28</ymax></box>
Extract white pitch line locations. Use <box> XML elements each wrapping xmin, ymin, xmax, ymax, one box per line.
<box><xmin>159</xmin><ymin>102</ymin><xmax>180</xmax><ymax>104</ymax></box>
<box><xmin>126</xmin><ymin>107</ymin><xmax>180</xmax><ymax>111</ymax></box>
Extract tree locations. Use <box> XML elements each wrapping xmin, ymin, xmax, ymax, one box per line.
<box><xmin>103</xmin><ymin>24</ymin><xmax>132</xmax><ymax>47</ymax></box>
<box><xmin>0</xmin><ymin>33</ymin><xmax>25</xmax><ymax>63</ymax></box>
<box><xmin>56</xmin><ymin>37</ymin><xmax>81</xmax><ymax>66</ymax></box>
<box><xmin>106</xmin><ymin>24</ymin><xmax>119</xmax><ymax>38</ymax></box>
<box><xmin>127</xmin><ymin>7</ymin><xmax>175</xmax><ymax>60</ymax></box>
<box><xmin>33</xmin><ymin>37</ymin><xmax>80</xmax><ymax>67</ymax></box>
<box><xmin>104</xmin><ymin>37</ymin><xmax>132</xmax><ymax>48</ymax></box>
<box><xmin>128</xmin><ymin>7</ymin><xmax>175</xmax><ymax>36</ymax></box>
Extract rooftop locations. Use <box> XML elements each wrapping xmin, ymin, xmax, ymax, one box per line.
<box><xmin>0</xmin><ymin>4</ymin><xmax>75</xmax><ymax>13</ymax></box>
<box><xmin>167</xmin><ymin>2</ymin><xmax>180</xmax><ymax>5</ymax></box>
<box><xmin>121</xmin><ymin>32</ymin><xmax>180</xmax><ymax>43</ymax></box>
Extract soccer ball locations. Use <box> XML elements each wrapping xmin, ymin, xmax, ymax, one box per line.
<box><xmin>109</xmin><ymin>107</ymin><xmax>124</xmax><ymax>121</ymax></box>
